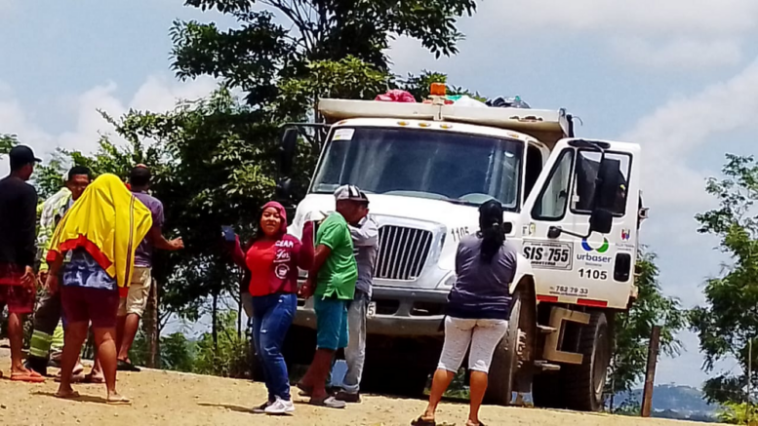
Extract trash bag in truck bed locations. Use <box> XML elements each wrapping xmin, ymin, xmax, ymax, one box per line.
<box><xmin>486</xmin><ymin>96</ymin><xmax>531</xmax><ymax>109</ymax></box>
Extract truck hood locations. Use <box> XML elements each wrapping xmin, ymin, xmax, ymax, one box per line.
<box><xmin>290</xmin><ymin>192</ymin><xmax>521</xmax><ymax>244</ymax></box>
<box><xmin>291</xmin><ymin>193</ymin><xmax>515</xmax><ymax>231</ymax></box>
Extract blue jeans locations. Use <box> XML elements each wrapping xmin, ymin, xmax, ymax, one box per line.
<box><xmin>251</xmin><ymin>292</ymin><xmax>297</xmax><ymax>401</ymax></box>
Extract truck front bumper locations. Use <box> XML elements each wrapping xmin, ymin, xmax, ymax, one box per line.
<box><xmin>293</xmin><ymin>286</ymin><xmax>449</xmax><ymax>337</ymax></box>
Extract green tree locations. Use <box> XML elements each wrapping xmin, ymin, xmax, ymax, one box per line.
<box><xmin>172</xmin><ymin>0</ymin><xmax>477</xmax><ymax>98</ymax></box>
<box><xmin>691</xmin><ymin>153</ymin><xmax>758</xmax><ymax>404</ymax></box>
<box><xmin>0</xmin><ymin>134</ymin><xmax>17</xmax><ymax>155</ymax></box>
<box><xmin>717</xmin><ymin>401</ymin><xmax>758</xmax><ymax>425</ymax></box>
<box><xmin>109</xmin><ymin>89</ymin><xmax>277</xmax><ymax>331</ymax></box>
<box><xmin>130</xmin><ymin>330</ymin><xmax>196</xmax><ymax>372</ymax></box>
<box><xmin>612</xmin><ymin>399</ymin><xmax>642</xmax><ymax>416</ymax></box>
<box><xmin>193</xmin><ymin>310</ymin><xmax>249</xmax><ymax>378</ymax></box>
<box><xmin>606</xmin><ymin>250</ymin><xmax>688</xmax><ymax>400</ymax></box>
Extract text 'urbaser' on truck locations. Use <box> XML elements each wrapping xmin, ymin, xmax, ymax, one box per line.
<box><xmin>273</xmin><ymin>84</ymin><xmax>648</xmax><ymax>412</ymax></box>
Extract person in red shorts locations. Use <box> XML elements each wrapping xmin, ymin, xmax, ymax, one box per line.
<box><xmin>0</xmin><ymin>145</ymin><xmax>42</xmax><ymax>382</ymax></box>
<box><xmin>45</xmin><ymin>174</ymin><xmax>152</xmax><ymax>404</ymax></box>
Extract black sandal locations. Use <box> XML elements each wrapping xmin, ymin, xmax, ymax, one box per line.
<box><xmin>296</xmin><ymin>383</ymin><xmax>313</xmax><ymax>397</ymax></box>
<box><xmin>411</xmin><ymin>417</ymin><xmax>436</xmax><ymax>426</ymax></box>
<box><xmin>117</xmin><ymin>360</ymin><xmax>141</xmax><ymax>372</ymax></box>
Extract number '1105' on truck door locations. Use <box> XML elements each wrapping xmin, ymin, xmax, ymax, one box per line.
<box><xmin>522</xmin><ymin>241</ymin><xmax>574</xmax><ymax>271</ymax></box>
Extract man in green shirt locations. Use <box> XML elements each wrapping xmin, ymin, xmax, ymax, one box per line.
<box><xmin>298</xmin><ymin>185</ymin><xmax>365</xmax><ymax>409</ymax></box>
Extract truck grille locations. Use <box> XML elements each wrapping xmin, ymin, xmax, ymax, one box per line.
<box><xmin>375</xmin><ymin>225</ymin><xmax>432</xmax><ymax>281</ymax></box>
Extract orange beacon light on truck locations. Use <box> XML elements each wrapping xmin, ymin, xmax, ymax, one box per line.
<box><xmin>430</xmin><ymin>83</ymin><xmax>446</xmax><ymax>97</ymax></box>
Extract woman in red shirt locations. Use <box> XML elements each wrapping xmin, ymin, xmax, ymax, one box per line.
<box><xmin>231</xmin><ymin>201</ymin><xmax>313</xmax><ymax>415</ymax></box>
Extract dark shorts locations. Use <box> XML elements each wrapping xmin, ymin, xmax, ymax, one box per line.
<box><xmin>61</xmin><ymin>285</ymin><xmax>119</xmax><ymax>329</ymax></box>
<box><xmin>0</xmin><ymin>284</ymin><xmax>35</xmax><ymax>314</ymax></box>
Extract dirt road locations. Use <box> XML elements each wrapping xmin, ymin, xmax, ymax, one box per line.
<box><xmin>0</xmin><ymin>360</ymin><xmax>721</xmax><ymax>426</ymax></box>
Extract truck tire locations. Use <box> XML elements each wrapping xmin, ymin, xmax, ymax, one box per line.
<box><xmin>563</xmin><ymin>311</ymin><xmax>611</xmax><ymax>412</ymax></box>
<box><xmin>532</xmin><ymin>373</ymin><xmax>565</xmax><ymax>408</ymax></box>
<box><xmin>486</xmin><ymin>284</ymin><xmax>535</xmax><ymax>405</ymax></box>
<box><xmin>361</xmin><ymin>357</ymin><xmax>430</xmax><ymax>397</ymax></box>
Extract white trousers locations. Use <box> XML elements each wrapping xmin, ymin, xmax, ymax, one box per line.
<box><xmin>437</xmin><ymin>316</ymin><xmax>508</xmax><ymax>373</ymax></box>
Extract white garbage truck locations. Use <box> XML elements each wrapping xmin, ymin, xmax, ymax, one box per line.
<box><xmin>277</xmin><ymin>84</ymin><xmax>646</xmax><ymax>412</ymax></box>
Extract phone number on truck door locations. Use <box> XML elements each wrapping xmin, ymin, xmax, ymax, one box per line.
<box><xmin>522</xmin><ymin>241</ymin><xmax>573</xmax><ymax>270</ymax></box>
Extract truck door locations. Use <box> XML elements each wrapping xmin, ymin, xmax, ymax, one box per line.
<box><xmin>520</xmin><ymin>139</ymin><xmax>640</xmax><ymax>310</ymax></box>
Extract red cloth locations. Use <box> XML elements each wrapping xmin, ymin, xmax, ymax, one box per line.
<box><xmin>231</xmin><ymin>202</ymin><xmax>314</xmax><ymax>296</ymax></box>
<box><xmin>0</xmin><ymin>263</ymin><xmax>23</xmax><ymax>286</ymax></box>
<box><xmin>375</xmin><ymin>90</ymin><xmax>416</xmax><ymax>103</ymax></box>
<box><xmin>61</xmin><ymin>285</ymin><xmax>119</xmax><ymax>328</ymax></box>
<box><xmin>0</xmin><ymin>282</ymin><xmax>35</xmax><ymax>314</ymax></box>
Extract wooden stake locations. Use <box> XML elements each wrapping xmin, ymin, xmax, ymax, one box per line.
<box><xmin>641</xmin><ymin>326</ymin><xmax>661</xmax><ymax>418</ymax></box>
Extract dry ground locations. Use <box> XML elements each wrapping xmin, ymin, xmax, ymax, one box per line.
<box><xmin>0</xmin><ymin>352</ymin><xmax>723</xmax><ymax>426</ymax></box>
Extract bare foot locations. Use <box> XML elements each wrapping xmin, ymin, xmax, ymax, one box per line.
<box><xmin>55</xmin><ymin>387</ymin><xmax>81</xmax><ymax>399</ymax></box>
<box><xmin>12</xmin><ymin>364</ymin><xmax>44</xmax><ymax>377</ymax></box>
<box><xmin>11</xmin><ymin>364</ymin><xmax>30</xmax><ymax>375</ymax></box>
<box><xmin>107</xmin><ymin>392</ymin><xmax>131</xmax><ymax>406</ymax></box>
<box><xmin>10</xmin><ymin>367</ymin><xmax>45</xmax><ymax>383</ymax></box>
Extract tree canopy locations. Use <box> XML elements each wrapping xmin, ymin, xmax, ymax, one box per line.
<box><xmin>172</xmin><ymin>0</ymin><xmax>478</xmax><ymax>95</ymax></box>
<box><xmin>691</xmin><ymin>153</ymin><xmax>758</xmax><ymax>404</ymax></box>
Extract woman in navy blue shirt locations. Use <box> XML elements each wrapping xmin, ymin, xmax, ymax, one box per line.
<box><xmin>413</xmin><ymin>200</ymin><xmax>517</xmax><ymax>426</ymax></box>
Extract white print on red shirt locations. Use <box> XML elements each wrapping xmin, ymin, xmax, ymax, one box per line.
<box><xmin>274</xmin><ymin>248</ymin><xmax>291</xmax><ymax>264</ymax></box>
<box><xmin>275</xmin><ymin>263</ymin><xmax>290</xmax><ymax>279</ymax></box>
<box><xmin>276</xmin><ymin>240</ymin><xmax>294</xmax><ymax>248</ymax></box>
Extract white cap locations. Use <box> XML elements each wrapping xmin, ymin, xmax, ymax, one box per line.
<box><xmin>334</xmin><ymin>185</ymin><xmax>369</xmax><ymax>203</ymax></box>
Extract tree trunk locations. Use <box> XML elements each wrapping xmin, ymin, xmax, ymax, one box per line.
<box><xmin>237</xmin><ymin>293</ymin><xmax>242</xmax><ymax>339</ymax></box>
<box><xmin>212</xmin><ymin>292</ymin><xmax>219</xmax><ymax>349</ymax></box>
<box><xmin>142</xmin><ymin>277</ymin><xmax>160</xmax><ymax>369</ymax></box>
<box><xmin>236</xmin><ymin>269</ymin><xmax>243</xmax><ymax>338</ymax></box>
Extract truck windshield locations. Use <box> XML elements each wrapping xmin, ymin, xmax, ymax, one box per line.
<box><xmin>310</xmin><ymin>127</ymin><xmax>524</xmax><ymax>209</ymax></box>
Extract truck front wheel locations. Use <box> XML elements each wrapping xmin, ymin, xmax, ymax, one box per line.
<box><xmin>362</xmin><ymin>363</ymin><xmax>430</xmax><ymax>397</ymax></box>
<box><xmin>486</xmin><ymin>284</ymin><xmax>535</xmax><ymax>405</ymax></box>
<box><xmin>564</xmin><ymin>311</ymin><xmax>611</xmax><ymax>412</ymax></box>
<box><xmin>532</xmin><ymin>373</ymin><xmax>565</xmax><ymax>408</ymax></box>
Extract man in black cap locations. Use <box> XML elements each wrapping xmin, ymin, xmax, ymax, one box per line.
<box><xmin>0</xmin><ymin>145</ymin><xmax>42</xmax><ymax>382</ymax></box>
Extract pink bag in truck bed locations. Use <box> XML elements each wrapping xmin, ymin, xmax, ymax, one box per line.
<box><xmin>375</xmin><ymin>90</ymin><xmax>416</xmax><ymax>103</ymax></box>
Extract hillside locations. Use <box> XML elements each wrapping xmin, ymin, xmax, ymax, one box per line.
<box><xmin>614</xmin><ymin>384</ymin><xmax>719</xmax><ymax>422</ymax></box>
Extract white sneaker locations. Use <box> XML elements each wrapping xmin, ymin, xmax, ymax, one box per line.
<box><xmin>252</xmin><ymin>400</ymin><xmax>272</xmax><ymax>414</ymax></box>
<box><xmin>264</xmin><ymin>397</ymin><xmax>295</xmax><ymax>415</ymax></box>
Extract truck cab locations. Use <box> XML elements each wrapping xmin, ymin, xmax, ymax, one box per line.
<box><xmin>280</xmin><ymin>87</ymin><xmax>645</xmax><ymax>411</ymax></box>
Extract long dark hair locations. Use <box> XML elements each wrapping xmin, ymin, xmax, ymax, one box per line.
<box><xmin>477</xmin><ymin>199</ymin><xmax>505</xmax><ymax>263</ymax></box>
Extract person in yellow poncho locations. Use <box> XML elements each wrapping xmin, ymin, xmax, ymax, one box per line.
<box><xmin>44</xmin><ymin>173</ymin><xmax>152</xmax><ymax>404</ymax></box>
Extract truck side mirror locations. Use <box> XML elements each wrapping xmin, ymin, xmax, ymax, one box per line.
<box><xmin>279</xmin><ymin>128</ymin><xmax>298</xmax><ymax>177</ymax></box>
<box><xmin>275</xmin><ymin>178</ymin><xmax>293</xmax><ymax>201</ymax></box>
<box><xmin>589</xmin><ymin>157</ymin><xmax>622</xmax><ymax>234</ymax></box>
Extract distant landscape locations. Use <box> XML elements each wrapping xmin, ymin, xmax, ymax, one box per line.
<box><xmin>614</xmin><ymin>384</ymin><xmax>719</xmax><ymax>422</ymax></box>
